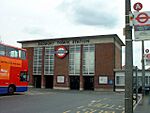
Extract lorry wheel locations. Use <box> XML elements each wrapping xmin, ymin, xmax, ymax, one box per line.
<box><xmin>8</xmin><ymin>86</ymin><xmax>14</xmax><ymax>94</ymax></box>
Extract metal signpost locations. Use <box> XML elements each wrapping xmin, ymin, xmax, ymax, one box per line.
<box><xmin>125</xmin><ymin>1</ymin><xmax>150</xmax><ymax>112</ymax></box>
<box><xmin>135</xmin><ymin>66</ymin><xmax>138</xmax><ymax>103</ymax></box>
<box><xmin>125</xmin><ymin>0</ymin><xmax>133</xmax><ymax>113</ymax></box>
<box><xmin>141</xmin><ymin>40</ymin><xmax>145</xmax><ymax>96</ymax></box>
<box><xmin>133</xmin><ymin>2</ymin><xmax>150</xmax><ymax>97</ymax></box>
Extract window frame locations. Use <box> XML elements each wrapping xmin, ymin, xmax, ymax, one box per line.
<box><xmin>69</xmin><ymin>45</ymin><xmax>81</xmax><ymax>75</ymax></box>
<box><xmin>33</xmin><ymin>47</ymin><xmax>42</xmax><ymax>75</ymax></box>
<box><xmin>82</xmin><ymin>44</ymin><xmax>95</xmax><ymax>75</ymax></box>
<box><xmin>44</xmin><ymin>47</ymin><xmax>54</xmax><ymax>75</ymax></box>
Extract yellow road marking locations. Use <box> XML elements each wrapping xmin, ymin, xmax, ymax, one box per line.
<box><xmin>77</xmin><ymin>106</ymin><xmax>84</xmax><ymax>109</ymax></box>
<box><xmin>99</xmin><ymin>110</ymin><xmax>104</xmax><ymax>113</ymax></box>
<box><xmin>89</xmin><ymin>110</ymin><xmax>97</xmax><ymax>113</ymax></box>
<box><xmin>104</xmin><ymin>111</ymin><xmax>115</xmax><ymax>113</ymax></box>
<box><xmin>63</xmin><ymin>110</ymin><xmax>71</xmax><ymax>113</ymax></box>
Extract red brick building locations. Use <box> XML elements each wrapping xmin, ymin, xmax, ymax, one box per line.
<box><xmin>18</xmin><ymin>34</ymin><xmax>124</xmax><ymax>91</ymax></box>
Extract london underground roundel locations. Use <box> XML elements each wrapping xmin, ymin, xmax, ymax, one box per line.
<box><xmin>56</xmin><ymin>46</ymin><xmax>68</xmax><ymax>59</ymax></box>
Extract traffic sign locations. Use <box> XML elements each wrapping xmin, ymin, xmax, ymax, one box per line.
<box><xmin>134</xmin><ymin>11</ymin><xmax>150</xmax><ymax>40</ymax></box>
<box><xmin>133</xmin><ymin>2</ymin><xmax>143</xmax><ymax>11</ymax></box>
<box><xmin>145</xmin><ymin>53</ymin><xmax>150</xmax><ymax>66</ymax></box>
<box><xmin>146</xmin><ymin>54</ymin><xmax>150</xmax><ymax>59</ymax></box>
<box><xmin>134</xmin><ymin>11</ymin><xmax>150</xmax><ymax>26</ymax></box>
<box><xmin>145</xmin><ymin>49</ymin><xmax>149</xmax><ymax>53</ymax></box>
<box><xmin>135</xmin><ymin>12</ymin><xmax>149</xmax><ymax>23</ymax></box>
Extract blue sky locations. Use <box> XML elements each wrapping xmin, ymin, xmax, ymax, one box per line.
<box><xmin>0</xmin><ymin>0</ymin><xmax>150</xmax><ymax>69</ymax></box>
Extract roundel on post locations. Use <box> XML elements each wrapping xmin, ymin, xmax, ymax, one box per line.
<box><xmin>55</xmin><ymin>46</ymin><xmax>68</xmax><ymax>59</ymax></box>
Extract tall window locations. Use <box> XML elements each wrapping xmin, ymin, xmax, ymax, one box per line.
<box><xmin>83</xmin><ymin>44</ymin><xmax>95</xmax><ymax>75</ymax></box>
<box><xmin>69</xmin><ymin>45</ymin><xmax>81</xmax><ymax>75</ymax></box>
<box><xmin>44</xmin><ymin>47</ymin><xmax>54</xmax><ymax>75</ymax></box>
<box><xmin>33</xmin><ymin>47</ymin><xmax>42</xmax><ymax>75</ymax></box>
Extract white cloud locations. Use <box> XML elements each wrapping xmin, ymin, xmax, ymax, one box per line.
<box><xmin>58</xmin><ymin>0</ymin><xmax>122</xmax><ymax>28</ymax></box>
<box><xmin>0</xmin><ymin>0</ymin><xmax>150</xmax><ymax>68</ymax></box>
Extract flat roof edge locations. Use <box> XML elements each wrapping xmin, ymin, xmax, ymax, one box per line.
<box><xmin>18</xmin><ymin>34</ymin><xmax>120</xmax><ymax>43</ymax></box>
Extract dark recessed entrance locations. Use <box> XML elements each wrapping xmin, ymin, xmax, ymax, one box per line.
<box><xmin>34</xmin><ymin>76</ymin><xmax>41</xmax><ymax>88</ymax></box>
<box><xmin>70</xmin><ymin>76</ymin><xmax>80</xmax><ymax>90</ymax></box>
<box><xmin>83</xmin><ymin>76</ymin><xmax>94</xmax><ymax>90</ymax></box>
<box><xmin>45</xmin><ymin>76</ymin><xmax>53</xmax><ymax>88</ymax></box>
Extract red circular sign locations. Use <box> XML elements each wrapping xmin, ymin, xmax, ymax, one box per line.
<box><xmin>55</xmin><ymin>46</ymin><xmax>68</xmax><ymax>59</ymax></box>
<box><xmin>133</xmin><ymin>2</ymin><xmax>143</xmax><ymax>11</ymax></box>
<box><xmin>136</xmin><ymin>12</ymin><xmax>149</xmax><ymax>23</ymax></box>
<box><xmin>146</xmin><ymin>54</ymin><xmax>150</xmax><ymax>59</ymax></box>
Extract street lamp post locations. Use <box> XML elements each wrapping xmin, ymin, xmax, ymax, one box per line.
<box><xmin>125</xmin><ymin>0</ymin><xmax>133</xmax><ymax>113</ymax></box>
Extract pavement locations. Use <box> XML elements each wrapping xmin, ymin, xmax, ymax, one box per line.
<box><xmin>134</xmin><ymin>94</ymin><xmax>150</xmax><ymax>113</ymax></box>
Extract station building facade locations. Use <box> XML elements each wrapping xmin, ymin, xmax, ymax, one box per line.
<box><xmin>18</xmin><ymin>34</ymin><xmax>124</xmax><ymax>91</ymax></box>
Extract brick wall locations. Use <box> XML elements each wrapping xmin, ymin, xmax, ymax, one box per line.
<box><xmin>24</xmin><ymin>47</ymin><xmax>34</xmax><ymax>85</ymax></box>
<box><xmin>95</xmin><ymin>43</ymin><xmax>114</xmax><ymax>90</ymax></box>
<box><xmin>54</xmin><ymin>46</ymin><xmax>69</xmax><ymax>88</ymax></box>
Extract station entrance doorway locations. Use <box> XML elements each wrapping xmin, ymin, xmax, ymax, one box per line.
<box><xmin>70</xmin><ymin>76</ymin><xmax>80</xmax><ymax>90</ymax></box>
<box><xmin>34</xmin><ymin>76</ymin><xmax>41</xmax><ymax>88</ymax></box>
<box><xmin>45</xmin><ymin>76</ymin><xmax>53</xmax><ymax>88</ymax></box>
<box><xmin>83</xmin><ymin>76</ymin><xmax>94</xmax><ymax>90</ymax></box>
